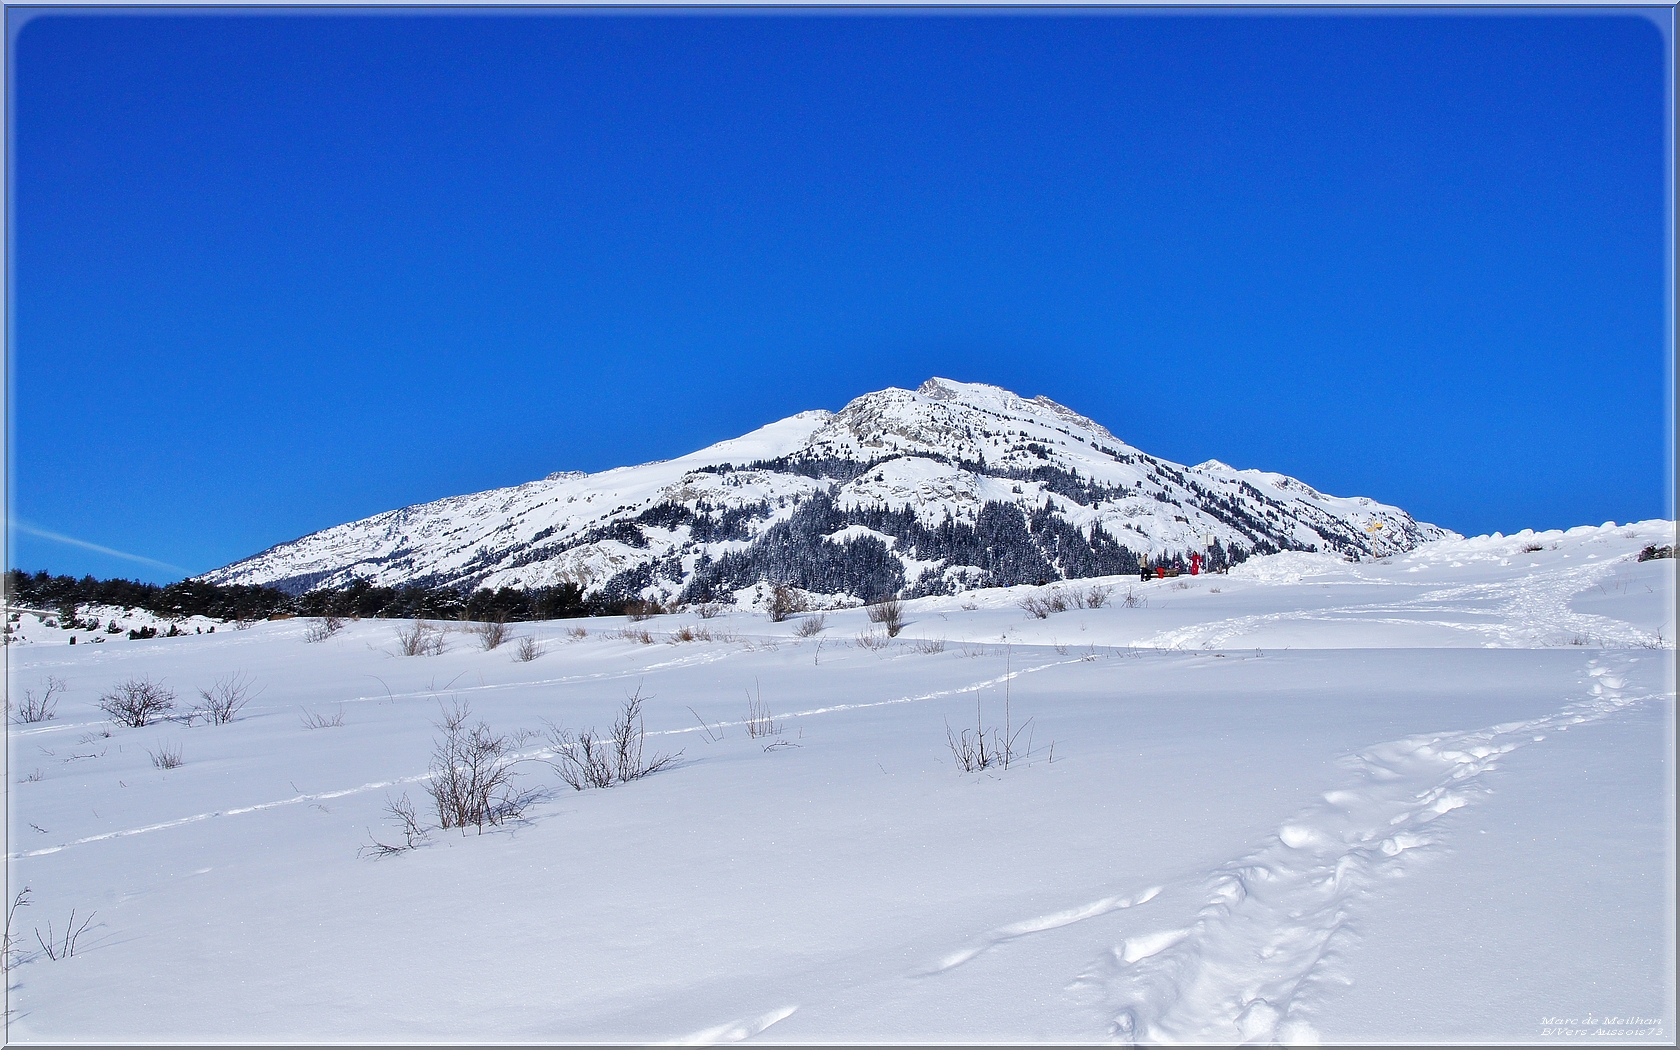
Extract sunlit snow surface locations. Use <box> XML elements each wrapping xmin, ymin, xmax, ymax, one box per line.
<box><xmin>7</xmin><ymin>521</ymin><xmax>1675</xmax><ymax>1044</ymax></box>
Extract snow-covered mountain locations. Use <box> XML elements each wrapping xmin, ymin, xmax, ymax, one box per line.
<box><xmin>200</xmin><ymin>378</ymin><xmax>1454</xmax><ymax>603</ymax></box>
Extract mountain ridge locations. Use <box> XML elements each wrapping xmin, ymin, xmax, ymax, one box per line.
<box><xmin>200</xmin><ymin>378</ymin><xmax>1455</xmax><ymax>604</ymax></box>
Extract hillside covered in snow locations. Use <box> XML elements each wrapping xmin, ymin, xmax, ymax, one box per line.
<box><xmin>6</xmin><ymin>520</ymin><xmax>1673</xmax><ymax>1043</ymax></box>
<box><xmin>200</xmin><ymin>379</ymin><xmax>1452</xmax><ymax>605</ymax></box>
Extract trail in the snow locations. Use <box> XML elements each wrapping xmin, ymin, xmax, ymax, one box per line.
<box><xmin>6</xmin><ymin>657</ymin><xmax>1081</xmax><ymax>861</ymax></box>
<box><xmin>1139</xmin><ymin>554</ymin><xmax>1658</xmax><ymax>651</ymax></box>
<box><xmin>1068</xmin><ymin>656</ymin><xmax>1659</xmax><ymax>1045</ymax></box>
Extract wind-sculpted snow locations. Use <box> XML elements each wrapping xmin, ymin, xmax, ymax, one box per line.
<box><xmin>199</xmin><ymin>378</ymin><xmax>1451</xmax><ymax>602</ymax></box>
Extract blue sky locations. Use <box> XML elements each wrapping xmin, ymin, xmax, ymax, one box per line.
<box><xmin>9</xmin><ymin>9</ymin><xmax>1672</xmax><ymax>584</ymax></box>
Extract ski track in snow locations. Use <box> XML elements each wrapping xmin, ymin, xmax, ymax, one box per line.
<box><xmin>1138</xmin><ymin>555</ymin><xmax>1657</xmax><ymax>651</ymax></box>
<box><xmin>5</xmin><ymin>658</ymin><xmax>1080</xmax><ymax>862</ymax></box>
<box><xmin>1057</xmin><ymin>655</ymin><xmax>1660</xmax><ymax>1045</ymax></box>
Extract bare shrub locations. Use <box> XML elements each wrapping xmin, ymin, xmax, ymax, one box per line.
<box><xmin>744</xmin><ymin>681</ymin><xmax>780</xmax><ymax>739</ymax></box>
<box><xmin>545</xmin><ymin>685</ymin><xmax>680</xmax><ymax>790</ymax></box>
<box><xmin>794</xmin><ymin>614</ymin><xmax>826</xmax><ymax>638</ymax></box>
<box><xmin>696</xmin><ymin>602</ymin><xmax>724</xmax><ymax>620</ymax></box>
<box><xmin>855</xmin><ymin>629</ymin><xmax>891</xmax><ymax>650</ymax></box>
<box><xmin>425</xmin><ymin>701</ymin><xmax>535</xmax><ymax>834</ymax></box>
<box><xmin>912</xmin><ymin>636</ymin><xmax>946</xmax><ymax>654</ymax></box>
<box><xmin>148</xmin><ymin>742</ymin><xmax>184</xmax><ymax>769</ymax></box>
<box><xmin>1017</xmin><ymin>595</ymin><xmax>1051</xmax><ymax>619</ymax></box>
<box><xmin>1638</xmin><ymin>544</ymin><xmax>1674</xmax><ymax>562</ymax></box>
<box><xmin>1044</xmin><ymin>589</ymin><xmax>1070</xmax><ymax>614</ymax></box>
<box><xmin>33</xmin><ymin>908</ymin><xmax>94</xmax><ymax>961</ymax></box>
<box><xmin>300</xmin><ymin>707</ymin><xmax>346</xmax><ymax>729</ymax></box>
<box><xmin>397</xmin><ymin>621</ymin><xmax>445</xmax><ymax>656</ymax></box>
<box><xmin>565</xmin><ymin>625</ymin><xmax>589</xmax><ymax>640</ymax></box>
<box><xmin>945</xmin><ymin>700</ymin><xmax>1033</xmax><ymax>773</ymax></box>
<box><xmin>867</xmin><ymin>599</ymin><xmax>905</xmax><ymax>637</ymax></box>
<box><xmin>945</xmin><ymin>651</ymin><xmax>1036</xmax><ymax>773</ymax></box>
<box><xmin>97</xmin><ymin>677</ymin><xmax>176</xmax><ymax>727</ymax></box>
<box><xmin>4</xmin><ymin>887</ymin><xmax>30</xmax><ymax>972</ymax></box>
<box><xmin>1520</xmin><ymin>542</ymin><xmax>1545</xmax><ymax>553</ymax></box>
<box><xmin>618</xmin><ymin>627</ymin><xmax>654</xmax><ymax>645</ymax></box>
<box><xmin>669</xmin><ymin>625</ymin><xmax>697</xmax><ymax>643</ymax></box>
<box><xmin>360</xmin><ymin>792</ymin><xmax>430</xmax><ymax>857</ymax></box>
<box><xmin>624</xmin><ymin>600</ymin><xmax>662</xmax><ymax>622</ymax></box>
<box><xmin>767</xmin><ymin>584</ymin><xmax>805</xmax><ymax>623</ymax></box>
<box><xmin>13</xmin><ymin>676</ymin><xmax>64</xmax><ymax>724</ymax></box>
<box><xmin>473</xmin><ymin>619</ymin><xmax>510</xmax><ymax>651</ymax></box>
<box><xmin>304</xmin><ymin>615</ymin><xmax>343</xmax><ymax>643</ymax></box>
<box><xmin>1080</xmin><ymin>585</ymin><xmax>1112</xmax><ymax>609</ymax></box>
<box><xmin>195</xmin><ymin>672</ymin><xmax>259</xmax><ymax>725</ymax></box>
<box><xmin>514</xmin><ymin>635</ymin><xmax>542</xmax><ymax>662</ymax></box>
<box><xmin>1120</xmin><ymin>588</ymin><xmax>1146</xmax><ymax>609</ymax></box>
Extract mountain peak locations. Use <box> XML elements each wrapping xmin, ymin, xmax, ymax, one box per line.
<box><xmin>200</xmin><ymin>378</ymin><xmax>1452</xmax><ymax>600</ymax></box>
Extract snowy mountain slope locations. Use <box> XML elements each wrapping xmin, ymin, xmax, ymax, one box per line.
<box><xmin>200</xmin><ymin>379</ymin><xmax>1454</xmax><ymax>602</ymax></box>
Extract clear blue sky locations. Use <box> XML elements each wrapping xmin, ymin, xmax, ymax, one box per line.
<box><xmin>9</xmin><ymin>9</ymin><xmax>1673</xmax><ymax>584</ymax></box>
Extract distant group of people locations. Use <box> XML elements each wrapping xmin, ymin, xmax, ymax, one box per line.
<box><xmin>1141</xmin><ymin>551</ymin><xmax>1204</xmax><ymax>580</ymax></box>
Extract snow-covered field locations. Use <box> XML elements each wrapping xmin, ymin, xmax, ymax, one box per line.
<box><xmin>6</xmin><ymin>521</ymin><xmax>1675</xmax><ymax>1044</ymax></box>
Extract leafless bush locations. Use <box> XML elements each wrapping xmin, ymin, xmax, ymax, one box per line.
<box><xmin>1171</xmin><ymin>580</ymin><xmax>1190</xmax><ymax>590</ymax></box>
<box><xmin>565</xmin><ymin>625</ymin><xmax>589</xmax><ymax>640</ymax></box>
<box><xmin>1077</xmin><ymin>585</ymin><xmax>1112</xmax><ymax>609</ymax></box>
<box><xmin>195</xmin><ymin>672</ymin><xmax>259</xmax><ymax>725</ymax></box>
<box><xmin>867</xmin><ymin>599</ymin><xmax>905</xmax><ymax>636</ymax></box>
<box><xmin>304</xmin><ymin>615</ymin><xmax>343</xmax><ymax>642</ymax></box>
<box><xmin>696</xmin><ymin>602</ymin><xmax>724</xmax><ymax>620</ymax></box>
<box><xmin>1208</xmin><ymin>587</ymin><xmax>1222</xmax><ymax>594</ymax></box>
<box><xmin>360</xmin><ymin>792</ymin><xmax>430</xmax><ymax>857</ymax></box>
<box><xmin>960</xmin><ymin>601</ymin><xmax>979</xmax><ymax>611</ymax></box>
<box><xmin>33</xmin><ymin>908</ymin><xmax>94</xmax><ymax>961</ymax></box>
<box><xmin>148</xmin><ymin>741</ymin><xmax>184</xmax><ymax>769</ymax></box>
<box><xmin>744</xmin><ymin>681</ymin><xmax>780</xmax><ymax>739</ymax></box>
<box><xmin>425</xmin><ymin>700</ymin><xmax>535</xmax><ymax>834</ymax></box>
<box><xmin>946</xmin><ymin>720</ymin><xmax>1007</xmax><ymax>772</ymax></box>
<box><xmin>1120</xmin><ymin>588</ymin><xmax>1146</xmax><ymax>609</ymax></box>
<box><xmin>912</xmin><ymin>636</ymin><xmax>946</xmax><ymax>654</ymax></box>
<box><xmin>473</xmin><ymin>619</ymin><xmax>510</xmax><ymax>651</ymax></box>
<box><xmin>669</xmin><ymin>625</ymin><xmax>697</xmax><ymax>643</ymax></box>
<box><xmin>945</xmin><ymin>652</ymin><xmax>1037</xmax><ymax>773</ymax></box>
<box><xmin>13</xmin><ymin>675</ymin><xmax>64</xmax><ymax>724</ymax></box>
<box><xmin>1520</xmin><ymin>542</ymin><xmax>1545</xmax><ymax>553</ymax></box>
<box><xmin>767</xmin><ymin>584</ymin><xmax>806</xmax><ymax>623</ymax></box>
<box><xmin>945</xmin><ymin>699</ymin><xmax>1034</xmax><ymax>773</ymax></box>
<box><xmin>795</xmin><ymin>614</ymin><xmax>827</xmax><ymax>637</ymax></box>
<box><xmin>514</xmin><ymin>635</ymin><xmax>542</xmax><ymax>662</ymax></box>
<box><xmin>545</xmin><ymin>686</ymin><xmax>680</xmax><ymax>790</ymax></box>
<box><xmin>1018</xmin><ymin>595</ymin><xmax>1051</xmax><ymax>619</ymax></box>
<box><xmin>855</xmin><ymin>629</ymin><xmax>891</xmax><ymax>650</ymax></box>
<box><xmin>97</xmin><ymin>677</ymin><xmax>176</xmax><ymax>727</ymax></box>
<box><xmin>4</xmin><ymin>888</ymin><xmax>30</xmax><ymax>971</ymax></box>
<box><xmin>300</xmin><ymin>707</ymin><xmax>346</xmax><ymax>729</ymax></box>
<box><xmin>397</xmin><ymin>621</ymin><xmax>445</xmax><ymax>656</ymax></box>
<box><xmin>624</xmin><ymin>599</ymin><xmax>663</xmax><ymax>622</ymax></box>
<box><xmin>618</xmin><ymin>627</ymin><xmax>654</xmax><ymax>645</ymax></box>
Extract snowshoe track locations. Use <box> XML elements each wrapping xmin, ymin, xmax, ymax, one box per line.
<box><xmin>1073</xmin><ymin>655</ymin><xmax>1657</xmax><ymax>1045</ymax></box>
